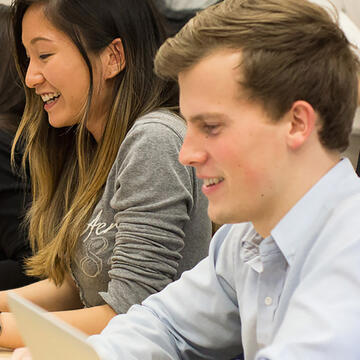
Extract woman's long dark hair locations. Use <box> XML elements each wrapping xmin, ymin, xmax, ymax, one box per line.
<box><xmin>11</xmin><ymin>0</ymin><xmax>178</xmax><ymax>284</ymax></box>
<box><xmin>0</xmin><ymin>4</ymin><xmax>25</xmax><ymax>134</ymax></box>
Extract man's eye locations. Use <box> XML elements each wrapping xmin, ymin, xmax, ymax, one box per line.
<box><xmin>203</xmin><ymin>124</ymin><xmax>220</xmax><ymax>134</ymax></box>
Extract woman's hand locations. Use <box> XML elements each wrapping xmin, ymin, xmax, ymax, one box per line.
<box><xmin>11</xmin><ymin>347</ymin><xmax>32</xmax><ymax>360</ymax></box>
<box><xmin>0</xmin><ymin>312</ymin><xmax>24</xmax><ymax>349</ymax></box>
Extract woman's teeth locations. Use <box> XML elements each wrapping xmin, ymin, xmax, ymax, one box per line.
<box><xmin>41</xmin><ymin>92</ymin><xmax>61</xmax><ymax>104</ymax></box>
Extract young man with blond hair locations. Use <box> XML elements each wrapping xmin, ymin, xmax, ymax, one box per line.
<box><xmin>14</xmin><ymin>0</ymin><xmax>360</xmax><ymax>359</ymax></box>
<box><xmin>88</xmin><ymin>0</ymin><xmax>359</xmax><ymax>359</ymax></box>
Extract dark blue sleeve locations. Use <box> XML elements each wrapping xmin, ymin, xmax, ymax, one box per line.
<box><xmin>0</xmin><ymin>130</ymin><xmax>37</xmax><ymax>290</ymax></box>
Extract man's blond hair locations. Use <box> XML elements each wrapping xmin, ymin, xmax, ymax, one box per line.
<box><xmin>155</xmin><ymin>0</ymin><xmax>359</xmax><ymax>152</ymax></box>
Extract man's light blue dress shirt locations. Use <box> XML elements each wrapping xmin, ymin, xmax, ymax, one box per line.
<box><xmin>89</xmin><ymin>158</ymin><xmax>360</xmax><ymax>359</ymax></box>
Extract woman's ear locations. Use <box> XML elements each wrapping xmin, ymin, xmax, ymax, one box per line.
<box><xmin>102</xmin><ymin>38</ymin><xmax>126</xmax><ymax>80</ymax></box>
<box><xmin>286</xmin><ymin>100</ymin><xmax>317</xmax><ymax>150</ymax></box>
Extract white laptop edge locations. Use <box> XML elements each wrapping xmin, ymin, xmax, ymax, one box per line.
<box><xmin>7</xmin><ymin>292</ymin><xmax>101</xmax><ymax>360</ymax></box>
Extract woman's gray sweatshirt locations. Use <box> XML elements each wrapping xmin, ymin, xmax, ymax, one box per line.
<box><xmin>71</xmin><ymin>110</ymin><xmax>212</xmax><ymax>314</ymax></box>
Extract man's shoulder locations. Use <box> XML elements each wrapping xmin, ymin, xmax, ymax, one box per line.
<box><xmin>298</xmin><ymin>192</ymin><xmax>360</xmax><ymax>273</ymax></box>
<box><xmin>323</xmin><ymin>192</ymin><xmax>360</xmax><ymax>235</ymax></box>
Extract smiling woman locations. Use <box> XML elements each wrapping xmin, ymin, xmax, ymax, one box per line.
<box><xmin>0</xmin><ymin>0</ymin><xmax>211</xmax><ymax>350</ymax></box>
<box><xmin>22</xmin><ymin>5</ymin><xmax>93</xmax><ymax>130</ymax></box>
<box><xmin>21</xmin><ymin>3</ymin><xmax>119</xmax><ymax>139</ymax></box>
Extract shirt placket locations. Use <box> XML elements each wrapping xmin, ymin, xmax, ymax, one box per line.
<box><xmin>256</xmin><ymin>242</ymin><xmax>287</xmax><ymax>348</ymax></box>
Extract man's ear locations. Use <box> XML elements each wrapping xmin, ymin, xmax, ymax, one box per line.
<box><xmin>102</xmin><ymin>38</ymin><xmax>126</xmax><ymax>80</ymax></box>
<box><xmin>286</xmin><ymin>100</ymin><xmax>317</xmax><ymax>150</ymax></box>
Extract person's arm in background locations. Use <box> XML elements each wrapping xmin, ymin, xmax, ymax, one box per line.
<box><xmin>0</xmin><ymin>130</ymin><xmax>37</xmax><ymax>291</ymax></box>
<box><xmin>0</xmin><ymin>261</ymin><xmax>35</xmax><ymax>291</ymax></box>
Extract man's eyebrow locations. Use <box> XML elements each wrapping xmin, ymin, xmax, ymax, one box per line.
<box><xmin>180</xmin><ymin>112</ymin><xmax>230</xmax><ymax>123</ymax></box>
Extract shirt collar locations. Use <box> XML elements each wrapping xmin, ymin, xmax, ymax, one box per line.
<box><xmin>271</xmin><ymin>158</ymin><xmax>359</xmax><ymax>266</ymax></box>
<box><xmin>240</xmin><ymin>228</ymin><xmax>264</xmax><ymax>273</ymax></box>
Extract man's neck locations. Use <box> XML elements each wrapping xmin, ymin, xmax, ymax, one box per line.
<box><xmin>253</xmin><ymin>149</ymin><xmax>340</xmax><ymax>238</ymax></box>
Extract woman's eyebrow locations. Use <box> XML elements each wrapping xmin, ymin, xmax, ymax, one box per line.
<box><xmin>30</xmin><ymin>36</ymin><xmax>52</xmax><ymax>45</ymax></box>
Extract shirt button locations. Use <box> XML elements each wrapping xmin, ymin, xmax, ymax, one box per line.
<box><xmin>264</xmin><ymin>296</ymin><xmax>273</xmax><ymax>306</ymax></box>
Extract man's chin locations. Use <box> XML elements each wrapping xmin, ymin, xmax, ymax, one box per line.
<box><xmin>208</xmin><ymin>207</ymin><xmax>228</xmax><ymax>225</ymax></box>
<box><xmin>208</xmin><ymin>206</ymin><xmax>246</xmax><ymax>226</ymax></box>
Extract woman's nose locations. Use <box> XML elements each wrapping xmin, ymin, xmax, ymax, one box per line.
<box><xmin>25</xmin><ymin>60</ymin><xmax>45</xmax><ymax>89</ymax></box>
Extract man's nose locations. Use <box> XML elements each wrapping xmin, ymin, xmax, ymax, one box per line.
<box><xmin>179</xmin><ymin>130</ymin><xmax>207</xmax><ymax>167</ymax></box>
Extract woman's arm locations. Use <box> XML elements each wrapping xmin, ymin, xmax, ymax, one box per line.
<box><xmin>0</xmin><ymin>275</ymin><xmax>84</xmax><ymax>348</ymax></box>
<box><xmin>0</xmin><ymin>304</ymin><xmax>116</xmax><ymax>349</ymax></box>
<box><xmin>0</xmin><ymin>275</ymin><xmax>82</xmax><ymax>312</ymax></box>
<box><xmin>53</xmin><ymin>304</ymin><xmax>116</xmax><ymax>335</ymax></box>
<box><xmin>98</xmin><ymin>114</ymin><xmax>210</xmax><ymax>315</ymax></box>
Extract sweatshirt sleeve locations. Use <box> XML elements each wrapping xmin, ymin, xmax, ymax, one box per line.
<box><xmin>100</xmin><ymin>116</ymin><xmax>198</xmax><ymax>314</ymax></box>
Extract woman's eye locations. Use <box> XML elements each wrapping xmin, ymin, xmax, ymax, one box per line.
<box><xmin>39</xmin><ymin>53</ymin><xmax>52</xmax><ymax>60</ymax></box>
